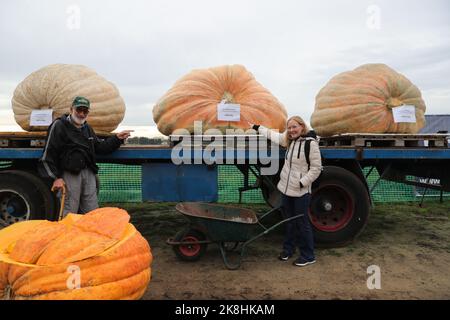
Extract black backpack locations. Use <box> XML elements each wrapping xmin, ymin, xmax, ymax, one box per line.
<box><xmin>304</xmin><ymin>130</ymin><xmax>317</xmax><ymax>170</ymax></box>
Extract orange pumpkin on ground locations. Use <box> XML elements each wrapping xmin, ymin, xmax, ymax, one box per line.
<box><xmin>0</xmin><ymin>207</ymin><xmax>152</xmax><ymax>300</ymax></box>
<box><xmin>310</xmin><ymin>63</ymin><xmax>426</xmax><ymax>136</ymax></box>
<box><xmin>153</xmin><ymin>64</ymin><xmax>288</xmax><ymax>135</ymax></box>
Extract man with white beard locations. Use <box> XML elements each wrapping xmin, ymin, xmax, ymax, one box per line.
<box><xmin>38</xmin><ymin>96</ymin><xmax>131</xmax><ymax>216</ymax></box>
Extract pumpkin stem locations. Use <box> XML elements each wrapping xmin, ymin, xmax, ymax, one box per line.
<box><xmin>387</xmin><ymin>97</ymin><xmax>403</xmax><ymax>108</ymax></box>
<box><xmin>221</xmin><ymin>91</ymin><xmax>234</xmax><ymax>103</ymax></box>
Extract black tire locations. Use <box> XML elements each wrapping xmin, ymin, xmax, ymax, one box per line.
<box><xmin>172</xmin><ymin>228</ymin><xmax>208</xmax><ymax>262</ymax></box>
<box><xmin>0</xmin><ymin>171</ymin><xmax>54</xmax><ymax>228</ymax></box>
<box><xmin>7</xmin><ymin>170</ymin><xmax>57</xmax><ymax>221</ymax></box>
<box><xmin>310</xmin><ymin>166</ymin><xmax>371</xmax><ymax>246</ymax></box>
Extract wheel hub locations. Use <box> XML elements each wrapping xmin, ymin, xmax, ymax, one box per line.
<box><xmin>322</xmin><ymin>201</ymin><xmax>333</xmax><ymax>211</ymax></box>
<box><xmin>0</xmin><ymin>191</ymin><xmax>30</xmax><ymax>226</ymax></box>
<box><xmin>309</xmin><ymin>185</ymin><xmax>354</xmax><ymax>232</ymax></box>
<box><xmin>179</xmin><ymin>236</ymin><xmax>201</xmax><ymax>257</ymax></box>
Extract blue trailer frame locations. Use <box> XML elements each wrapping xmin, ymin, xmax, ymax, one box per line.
<box><xmin>1</xmin><ymin>146</ymin><xmax>450</xmax><ymax>198</ymax></box>
<box><xmin>1</xmin><ymin>134</ymin><xmax>449</xmax><ymax>246</ymax></box>
<box><xmin>1</xmin><ymin>144</ymin><xmax>449</xmax><ymax>201</ymax></box>
<box><xmin>2</xmin><ymin>146</ymin><xmax>450</xmax><ymax>160</ymax></box>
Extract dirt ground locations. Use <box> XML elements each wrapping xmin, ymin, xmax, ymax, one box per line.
<box><xmin>113</xmin><ymin>201</ymin><xmax>450</xmax><ymax>300</ymax></box>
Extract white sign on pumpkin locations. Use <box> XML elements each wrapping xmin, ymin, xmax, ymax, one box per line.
<box><xmin>217</xmin><ymin>102</ymin><xmax>240</xmax><ymax>122</ymax></box>
<box><xmin>392</xmin><ymin>105</ymin><xmax>416</xmax><ymax>123</ymax></box>
<box><xmin>30</xmin><ymin>109</ymin><xmax>53</xmax><ymax>126</ymax></box>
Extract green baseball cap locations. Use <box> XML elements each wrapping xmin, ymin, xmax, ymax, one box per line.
<box><xmin>72</xmin><ymin>96</ymin><xmax>90</xmax><ymax>109</ymax></box>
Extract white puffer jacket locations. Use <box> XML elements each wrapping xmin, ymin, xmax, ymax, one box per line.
<box><xmin>259</xmin><ymin>125</ymin><xmax>322</xmax><ymax>197</ymax></box>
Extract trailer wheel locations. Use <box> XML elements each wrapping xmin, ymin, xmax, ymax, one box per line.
<box><xmin>172</xmin><ymin>228</ymin><xmax>208</xmax><ymax>262</ymax></box>
<box><xmin>310</xmin><ymin>166</ymin><xmax>370</xmax><ymax>246</ymax></box>
<box><xmin>0</xmin><ymin>171</ymin><xmax>53</xmax><ymax>228</ymax></box>
<box><xmin>7</xmin><ymin>171</ymin><xmax>57</xmax><ymax>220</ymax></box>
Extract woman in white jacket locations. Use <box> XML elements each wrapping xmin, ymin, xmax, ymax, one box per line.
<box><xmin>251</xmin><ymin>116</ymin><xmax>322</xmax><ymax>267</ymax></box>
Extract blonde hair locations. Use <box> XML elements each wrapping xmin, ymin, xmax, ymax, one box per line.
<box><xmin>285</xmin><ymin>115</ymin><xmax>310</xmax><ymax>148</ymax></box>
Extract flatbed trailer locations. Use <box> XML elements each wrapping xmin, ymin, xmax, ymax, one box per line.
<box><xmin>1</xmin><ymin>131</ymin><xmax>449</xmax><ymax>246</ymax></box>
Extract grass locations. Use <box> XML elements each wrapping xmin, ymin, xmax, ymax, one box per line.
<box><xmin>104</xmin><ymin>200</ymin><xmax>450</xmax><ymax>255</ymax></box>
<box><xmin>357</xmin><ymin>201</ymin><xmax>450</xmax><ymax>253</ymax></box>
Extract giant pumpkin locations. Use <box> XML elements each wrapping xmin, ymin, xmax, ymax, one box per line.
<box><xmin>0</xmin><ymin>207</ymin><xmax>152</xmax><ymax>300</ymax></box>
<box><xmin>12</xmin><ymin>64</ymin><xmax>126</xmax><ymax>133</ymax></box>
<box><xmin>153</xmin><ymin>64</ymin><xmax>288</xmax><ymax>135</ymax></box>
<box><xmin>310</xmin><ymin>63</ymin><xmax>426</xmax><ymax>136</ymax></box>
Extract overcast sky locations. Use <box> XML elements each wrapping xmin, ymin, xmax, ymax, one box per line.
<box><xmin>1</xmin><ymin>0</ymin><xmax>449</xmax><ymax>132</ymax></box>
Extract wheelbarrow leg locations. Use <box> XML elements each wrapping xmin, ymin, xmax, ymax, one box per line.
<box><xmin>219</xmin><ymin>242</ymin><xmax>246</xmax><ymax>270</ymax></box>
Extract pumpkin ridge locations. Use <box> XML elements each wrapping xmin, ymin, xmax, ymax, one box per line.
<box><xmin>34</xmin><ymin>230</ymin><xmax>118</xmax><ymax>266</ymax></box>
<box><xmin>48</xmin><ymin>69</ymin><xmax>99</xmax><ymax>106</ymax></box>
<box><xmin>12</xmin><ymin>64</ymin><xmax>125</xmax><ymax>132</ymax></box>
<box><xmin>156</xmin><ymin>99</ymin><xmax>213</xmax><ymax>131</ymax></box>
<box><xmin>3</xmin><ymin>224</ymin><xmax>152</xmax><ymax>300</ymax></box>
<box><xmin>184</xmin><ymin>77</ymin><xmax>225</xmax><ymax>97</ymax></box>
<box><xmin>73</xmin><ymin>207</ymin><xmax>130</xmax><ymax>240</ymax></box>
<box><xmin>13</xmin><ymin>267</ymin><xmax>151</xmax><ymax>300</ymax></box>
<box><xmin>312</xmin><ymin>107</ymin><xmax>388</xmax><ymax>135</ymax></box>
<box><xmin>317</xmin><ymin>82</ymin><xmax>388</xmax><ymax>101</ymax></box>
<box><xmin>398</xmin><ymin>83</ymin><xmax>421</xmax><ymax>100</ymax></box>
<box><xmin>12</xmin><ymin>251</ymin><xmax>151</xmax><ymax>297</ymax></box>
<box><xmin>70</xmin><ymin>224</ymin><xmax>127</xmax><ymax>241</ymax></box>
<box><xmin>120</xmin><ymin>284</ymin><xmax>148</xmax><ymax>300</ymax></box>
<box><xmin>315</xmin><ymin>95</ymin><xmax>386</xmax><ymax>110</ymax></box>
<box><xmin>8</xmin><ymin>222</ymin><xmax>68</xmax><ymax>265</ymax></box>
<box><xmin>160</xmin><ymin>95</ymin><xmax>216</xmax><ymax>115</ymax></box>
<box><xmin>153</xmin><ymin>64</ymin><xmax>287</xmax><ymax>135</ymax></box>
<box><xmin>311</xmin><ymin>63</ymin><xmax>426</xmax><ymax>136</ymax></box>
<box><xmin>9</xmin><ymin>233</ymin><xmax>138</xmax><ymax>286</ymax></box>
<box><xmin>333</xmin><ymin>70</ymin><xmax>390</xmax><ymax>99</ymax></box>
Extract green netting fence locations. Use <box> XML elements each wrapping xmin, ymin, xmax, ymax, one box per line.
<box><xmin>95</xmin><ymin>164</ymin><xmax>450</xmax><ymax>203</ymax></box>
<box><xmin>97</xmin><ymin>163</ymin><xmax>142</xmax><ymax>202</ymax></box>
<box><xmin>0</xmin><ymin>161</ymin><xmax>447</xmax><ymax>203</ymax></box>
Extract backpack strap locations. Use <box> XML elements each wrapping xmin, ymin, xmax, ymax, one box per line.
<box><xmin>305</xmin><ymin>138</ymin><xmax>312</xmax><ymax>170</ymax></box>
<box><xmin>296</xmin><ymin>139</ymin><xmax>302</xmax><ymax>159</ymax></box>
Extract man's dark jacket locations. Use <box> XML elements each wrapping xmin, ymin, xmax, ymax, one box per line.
<box><xmin>38</xmin><ymin>114</ymin><xmax>123</xmax><ymax>179</ymax></box>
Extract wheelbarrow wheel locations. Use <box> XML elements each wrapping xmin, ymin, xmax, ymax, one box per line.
<box><xmin>173</xmin><ymin>228</ymin><xmax>208</xmax><ymax>262</ymax></box>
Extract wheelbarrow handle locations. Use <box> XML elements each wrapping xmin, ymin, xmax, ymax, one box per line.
<box><xmin>258</xmin><ymin>205</ymin><xmax>282</xmax><ymax>221</ymax></box>
<box><xmin>166</xmin><ymin>238</ymin><xmax>211</xmax><ymax>246</ymax></box>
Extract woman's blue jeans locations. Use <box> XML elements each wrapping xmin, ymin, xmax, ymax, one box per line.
<box><xmin>281</xmin><ymin>193</ymin><xmax>315</xmax><ymax>261</ymax></box>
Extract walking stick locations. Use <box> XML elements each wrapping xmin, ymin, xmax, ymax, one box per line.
<box><xmin>51</xmin><ymin>184</ymin><xmax>66</xmax><ymax>221</ymax></box>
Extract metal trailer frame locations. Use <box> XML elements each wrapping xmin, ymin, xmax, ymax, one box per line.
<box><xmin>1</xmin><ymin>132</ymin><xmax>449</xmax><ymax>246</ymax></box>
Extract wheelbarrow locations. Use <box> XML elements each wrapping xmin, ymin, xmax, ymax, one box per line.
<box><xmin>166</xmin><ymin>202</ymin><xmax>304</xmax><ymax>270</ymax></box>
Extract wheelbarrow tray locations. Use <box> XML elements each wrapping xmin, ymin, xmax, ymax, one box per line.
<box><xmin>175</xmin><ymin>202</ymin><xmax>261</xmax><ymax>243</ymax></box>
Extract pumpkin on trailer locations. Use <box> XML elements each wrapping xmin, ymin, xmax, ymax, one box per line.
<box><xmin>12</xmin><ymin>64</ymin><xmax>126</xmax><ymax>134</ymax></box>
<box><xmin>152</xmin><ymin>64</ymin><xmax>288</xmax><ymax>135</ymax></box>
<box><xmin>0</xmin><ymin>207</ymin><xmax>152</xmax><ymax>300</ymax></box>
<box><xmin>310</xmin><ymin>63</ymin><xmax>426</xmax><ymax>136</ymax></box>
